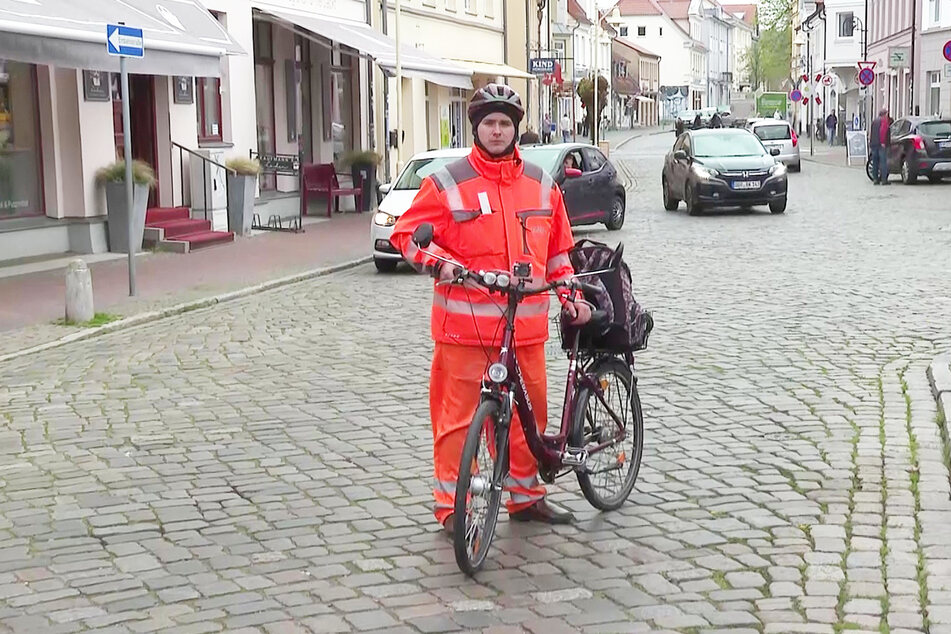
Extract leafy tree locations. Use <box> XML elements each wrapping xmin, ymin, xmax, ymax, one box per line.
<box><xmin>743</xmin><ymin>25</ymin><xmax>792</xmax><ymax>92</ymax></box>
<box><xmin>577</xmin><ymin>74</ymin><xmax>608</xmax><ymax>141</ymax></box>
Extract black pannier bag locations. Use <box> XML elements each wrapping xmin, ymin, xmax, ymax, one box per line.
<box><xmin>559</xmin><ymin>239</ymin><xmax>653</xmax><ymax>352</ymax></box>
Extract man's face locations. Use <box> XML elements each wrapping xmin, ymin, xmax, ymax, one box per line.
<box><xmin>477</xmin><ymin>112</ymin><xmax>516</xmax><ymax>155</ymax></box>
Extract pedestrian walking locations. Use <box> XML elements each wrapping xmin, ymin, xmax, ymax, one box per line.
<box><xmin>868</xmin><ymin>108</ymin><xmax>891</xmax><ymax>185</ymax></box>
<box><xmin>542</xmin><ymin>114</ymin><xmax>553</xmax><ymax>143</ymax></box>
<box><xmin>826</xmin><ymin>112</ymin><xmax>838</xmax><ymax>147</ymax></box>
<box><xmin>390</xmin><ymin>83</ymin><xmax>590</xmax><ymax>533</ymax></box>
<box><xmin>709</xmin><ymin>112</ymin><xmax>722</xmax><ymax>129</ymax></box>
<box><xmin>560</xmin><ymin>113</ymin><xmax>572</xmax><ymax>143</ymax></box>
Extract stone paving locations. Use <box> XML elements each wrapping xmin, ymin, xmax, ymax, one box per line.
<box><xmin>1</xmin><ymin>133</ymin><xmax>951</xmax><ymax>633</ymax></box>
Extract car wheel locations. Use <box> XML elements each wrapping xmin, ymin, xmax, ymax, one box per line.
<box><xmin>769</xmin><ymin>197</ymin><xmax>787</xmax><ymax>214</ymax></box>
<box><xmin>789</xmin><ymin>162</ymin><xmax>801</xmax><ymax>173</ymax></box>
<box><xmin>605</xmin><ymin>196</ymin><xmax>625</xmax><ymax>230</ymax></box>
<box><xmin>374</xmin><ymin>258</ymin><xmax>399</xmax><ymax>273</ymax></box>
<box><xmin>685</xmin><ymin>183</ymin><xmax>702</xmax><ymax>216</ymax></box>
<box><xmin>901</xmin><ymin>156</ymin><xmax>917</xmax><ymax>185</ymax></box>
<box><xmin>662</xmin><ymin>177</ymin><xmax>679</xmax><ymax>211</ymax></box>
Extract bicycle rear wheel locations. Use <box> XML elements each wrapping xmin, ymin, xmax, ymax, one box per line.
<box><xmin>454</xmin><ymin>399</ymin><xmax>508</xmax><ymax>576</ymax></box>
<box><xmin>570</xmin><ymin>356</ymin><xmax>644</xmax><ymax>511</ymax></box>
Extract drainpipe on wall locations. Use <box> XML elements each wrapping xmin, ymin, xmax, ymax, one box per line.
<box><xmin>381</xmin><ymin>0</ymin><xmax>391</xmax><ymax>182</ymax></box>
<box><xmin>365</xmin><ymin>0</ymin><xmax>375</xmax><ymax>160</ymax></box>
<box><xmin>909</xmin><ymin>0</ymin><xmax>917</xmax><ymax>115</ymax></box>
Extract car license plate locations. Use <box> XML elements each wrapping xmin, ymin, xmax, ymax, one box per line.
<box><xmin>732</xmin><ymin>180</ymin><xmax>760</xmax><ymax>190</ymax></box>
<box><xmin>938</xmin><ymin>140</ymin><xmax>951</xmax><ymax>149</ymax></box>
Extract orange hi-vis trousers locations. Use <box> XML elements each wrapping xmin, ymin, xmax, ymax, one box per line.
<box><xmin>429</xmin><ymin>342</ymin><xmax>549</xmax><ymax>525</ymax></box>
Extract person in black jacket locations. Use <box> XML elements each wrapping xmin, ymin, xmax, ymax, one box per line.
<box><xmin>709</xmin><ymin>112</ymin><xmax>723</xmax><ymax>128</ymax></box>
<box><xmin>868</xmin><ymin>108</ymin><xmax>891</xmax><ymax>185</ymax></box>
<box><xmin>519</xmin><ymin>127</ymin><xmax>541</xmax><ymax>145</ymax></box>
<box><xmin>693</xmin><ymin>113</ymin><xmax>702</xmax><ymax>129</ymax></box>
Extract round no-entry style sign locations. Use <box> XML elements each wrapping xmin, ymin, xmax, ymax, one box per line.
<box><xmin>858</xmin><ymin>68</ymin><xmax>875</xmax><ymax>86</ymax></box>
<box><xmin>790</xmin><ymin>89</ymin><xmax>803</xmax><ymax>102</ymax></box>
<box><xmin>944</xmin><ymin>40</ymin><xmax>951</xmax><ymax>63</ymax></box>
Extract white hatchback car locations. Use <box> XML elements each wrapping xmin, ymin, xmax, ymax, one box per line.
<box><xmin>371</xmin><ymin>148</ymin><xmax>471</xmax><ymax>272</ymax></box>
<box><xmin>747</xmin><ymin>119</ymin><xmax>801</xmax><ymax>172</ymax></box>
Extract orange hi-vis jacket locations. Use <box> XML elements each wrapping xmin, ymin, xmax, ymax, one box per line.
<box><xmin>391</xmin><ymin>145</ymin><xmax>577</xmax><ymax>347</ymax></box>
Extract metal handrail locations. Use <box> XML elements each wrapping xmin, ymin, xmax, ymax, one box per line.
<box><xmin>170</xmin><ymin>140</ymin><xmax>237</xmax><ymax>232</ymax></box>
<box><xmin>172</xmin><ymin>141</ymin><xmax>237</xmax><ymax>175</ymax></box>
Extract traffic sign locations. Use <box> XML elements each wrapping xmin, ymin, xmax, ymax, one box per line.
<box><xmin>107</xmin><ymin>24</ymin><xmax>144</xmax><ymax>58</ymax></box>
<box><xmin>821</xmin><ymin>74</ymin><xmax>835</xmax><ymax>87</ymax></box>
<box><xmin>944</xmin><ymin>40</ymin><xmax>951</xmax><ymax>63</ymax></box>
<box><xmin>529</xmin><ymin>57</ymin><xmax>556</xmax><ymax>75</ymax></box>
<box><xmin>789</xmin><ymin>89</ymin><xmax>803</xmax><ymax>103</ymax></box>
<box><xmin>858</xmin><ymin>68</ymin><xmax>875</xmax><ymax>86</ymax></box>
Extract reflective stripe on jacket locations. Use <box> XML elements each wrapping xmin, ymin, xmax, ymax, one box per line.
<box><xmin>391</xmin><ymin>145</ymin><xmax>577</xmax><ymax>347</ymax></box>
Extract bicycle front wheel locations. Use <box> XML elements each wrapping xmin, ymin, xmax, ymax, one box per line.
<box><xmin>454</xmin><ymin>399</ymin><xmax>508</xmax><ymax>576</ymax></box>
<box><xmin>570</xmin><ymin>357</ymin><xmax>644</xmax><ymax>511</ymax></box>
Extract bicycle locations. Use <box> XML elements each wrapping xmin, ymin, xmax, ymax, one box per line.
<box><xmin>411</xmin><ymin>224</ymin><xmax>645</xmax><ymax>576</ymax></box>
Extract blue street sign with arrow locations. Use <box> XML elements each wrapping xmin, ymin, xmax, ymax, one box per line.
<box><xmin>106</xmin><ymin>24</ymin><xmax>144</xmax><ymax>58</ymax></box>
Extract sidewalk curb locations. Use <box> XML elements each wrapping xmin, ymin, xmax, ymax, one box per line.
<box><xmin>614</xmin><ymin>127</ymin><xmax>663</xmax><ymax>150</ymax></box>
<box><xmin>927</xmin><ymin>353</ymin><xmax>951</xmax><ymax>427</ymax></box>
<box><xmin>0</xmin><ymin>256</ymin><xmax>372</xmax><ymax>365</ymax></box>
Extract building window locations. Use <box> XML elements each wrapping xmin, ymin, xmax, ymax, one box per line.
<box><xmin>930</xmin><ymin>71</ymin><xmax>941</xmax><ymax>115</ymax></box>
<box><xmin>932</xmin><ymin>0</ymin><xmax>940</xmax><ymax>22</ymax></box>
<box><xmin>620</xmin><ymin>26</ymin><xmax>628</xmax><ymax>36</ymax></box>
<box><xmin>659</xmin><ymin>27</ymin><xmax>663</xmax><ymax>35</ymax></box>
<box><xmin>637</xmin><ymin>26</ymin><xmax>646</xmax><ymax>36</ymax></box>
<box><xmin>196</xmin><ymin>77</ymin><xmax>222</xmax><ymax>142</ymax></box>
<box><xmin>0</xmin><ymin>60</ymin><xmax>43</xmax><ymax>220</ymax></box>
<box><xmin>449</xmin><ymin>88</ymin><xmax>467</xmax><ymax>148</ymax></box>
<box><xmin>464</xmin><ymin>0</ymin><xmax>476</xmax><ymax>13</ymax></box>
<box><xmin>838</xmin><ymin>12</ymin><xmax>854</xmax><ymax>37</ymax></box>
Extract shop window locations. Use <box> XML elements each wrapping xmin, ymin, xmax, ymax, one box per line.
<box><xmin>637</xmin><ymin>26</ymin><xmax>646</xmax><ymax>36</ymax></box>
<box><xmin>197</xmin><ymin>77</ymin><xmax>222</xmax><ymax>142</ymax></box>
<box><xmin>620</xmin><ymin>26</ymin><xmax>628</xmax><ymax>36</ymax></box>
<box><xmin>0</xmin><ymin>60</ymin><xmax>42</xmax><ymax>219</ymax></box>
<box><xmin>328</xmin><ymin>53</ymin><xmax>354</xmax><ymax>162</ymax></box>
<box><xmin>838</xmin><ymin>12</ymin><xmax>854</xmax><ymax>37</ymax></box>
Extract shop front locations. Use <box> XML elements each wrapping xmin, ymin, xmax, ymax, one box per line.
<box><xmin>0</xmin><ymin>0</ymin><xmax>242</xmax><ymax>262</ymax></box>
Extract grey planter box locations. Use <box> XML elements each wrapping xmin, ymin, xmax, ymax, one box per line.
<box><xmin>105</xmin><ymin>181</ymin><xmax>149</xmax><ymax>254</ymax></box>
<box><xmin>227</xmin><ymin>173</ymin><xmax>256</xmax><ymax>237</ymax></box>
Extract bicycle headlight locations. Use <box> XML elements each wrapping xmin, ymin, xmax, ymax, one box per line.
<box><xmin>496</xmin><ymin>273</ymin><xmax>511</xmax><ymax>288</ymax></box>
<box><xmin>482</xmin><ymin>271</ymin><xmax>498</xmax><ymax>286</ymax></box>
<box><xmin>373</xmin><ymin>211</ymin><xmax>397</xmax><ymax>227</ymax></box>
<box><xmin>487</xmin><ymin>363</ymin><xmax>508</xmax><ymax>384</ymax></box>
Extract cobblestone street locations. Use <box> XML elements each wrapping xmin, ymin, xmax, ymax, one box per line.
<box><xmin>2</xmin><ymin>132</ymin><xmax>951</xmax><ymax>633</ymax></box>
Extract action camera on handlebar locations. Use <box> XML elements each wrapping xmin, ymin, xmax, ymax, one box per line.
<box><xmin>513</xmin><ymin>261</ymin><xmax>532</xmax><ymax>279</ymax></box>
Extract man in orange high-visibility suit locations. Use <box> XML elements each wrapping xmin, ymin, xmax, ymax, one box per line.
<box><xmin>390</xmin><ymin>84</ymin><xmax>592</xmax><ymax>533</ymax></box>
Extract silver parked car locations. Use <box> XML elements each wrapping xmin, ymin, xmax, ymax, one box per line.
<box><xmin>747</xmin><ymin>119</ymin><xmax>800</xmax><ymax>172</ymax></box>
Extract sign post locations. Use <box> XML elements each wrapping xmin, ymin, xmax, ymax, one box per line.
<box><xmin>107</xmin><ymin>23</ymin><xmax>144</xmax><ymax>297</ymax></box>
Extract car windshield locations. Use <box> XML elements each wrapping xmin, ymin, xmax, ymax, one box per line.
<box><xmin>693</xmin><ymin>133</ymin><xmax>766</xmax><ymax>157</ymax></box>
<box><xmin>393</xmin><ymin>157</ymin><xmax>461</xmax><ymax>190</ymax></box>
<box><xmin>753</xmin><ymin>124</ymin><xmax>791</xmax><ymax>141</ymax></box>
<box><xmin>919</xmin><ymin>121</ymin><xmax>951</xmax><ymax>137</ymax></box>
<box><xmin>520</xmin><ymin>147</ymin><xmax>563</xmax><ymax>174</ymax></box>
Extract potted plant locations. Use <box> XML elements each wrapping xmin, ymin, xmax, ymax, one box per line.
<box><xmin>339</xmin><ymin>149</ymin><xmax>381</xmax><ymax>212</ymax></box>
<box><xmin>225</xmin><ymin>157</ymin><xmax>261</xmax><ymax>237</ymax></box>
<box><xmin>95</xmin><ymin>160</ymin><xmax>156</xmax><ymax>254</ymax></box>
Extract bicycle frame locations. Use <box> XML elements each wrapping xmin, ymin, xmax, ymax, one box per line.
<box><xmin>488</xmin><ymin>280</ymin><xmax>630</xmax><ymax>475</ymax></box>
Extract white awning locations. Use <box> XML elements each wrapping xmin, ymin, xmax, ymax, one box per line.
<box><xmin>0</xmin><ymin>0</ymin><xmax>244</xmax><ymax>77</ymax></box>
<box><xmin>450</xmin><ymin>59</ymin><xmax>537</xmax><ymax>80</ymax></box>
<box><xmin>635</xmin><ymin>95</ymin><xmax>655</xmax><ymax>103</ymax></box>
<box><xmin>255</xmin><ymin>8</ymin><xmax>473</xmax><ymax>90</ymax></box>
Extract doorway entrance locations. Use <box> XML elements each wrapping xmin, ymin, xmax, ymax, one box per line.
<box><xmin>113</xmin><ymin>74</ymin><xmax>158</xmax><ymax>207</ymax></box>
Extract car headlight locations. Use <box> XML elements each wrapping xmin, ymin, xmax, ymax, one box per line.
<box><xmin>692</xmin><ymin>164</ymin><xmax>720</xmax><ymax>179</ymax></box>
<box><xmin>769</xmin><ymin>163</ymin><xmax>787</xmax><ymax>176</ymax></box>
<box><xmin>373</xmin><ymin>211</ymin><xmax>397</xmax><ymax>227</ymax></box>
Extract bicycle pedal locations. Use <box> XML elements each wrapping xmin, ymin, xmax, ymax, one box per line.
<box><xmin>561</xmin><ymin>447</ymin><xmax>588</xmax><ymax>467</ymax></box>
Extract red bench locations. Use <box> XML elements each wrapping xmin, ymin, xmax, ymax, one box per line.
<box><xmin>301</xmin><ymin>163</ymin><xmax>363</xmax><ymax>218</ymax></box>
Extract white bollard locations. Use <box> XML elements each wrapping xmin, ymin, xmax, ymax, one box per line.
<box><xmin>65</xmin><ymin>259</ymin><xmax>94</xmax><ymax>324</ymax></box>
